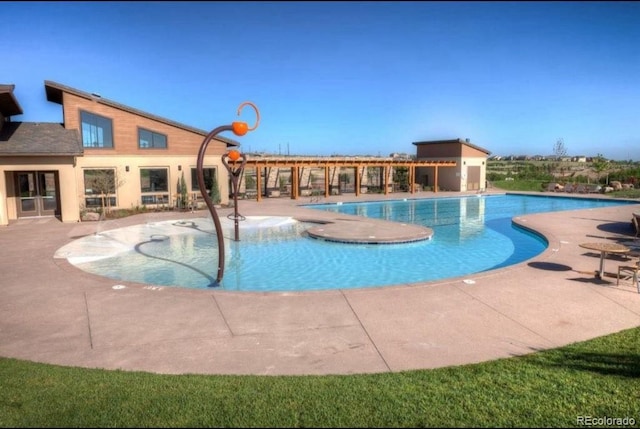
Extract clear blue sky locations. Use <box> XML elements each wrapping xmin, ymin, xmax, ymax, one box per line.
<box><xmin>4</xmin><ymin>1</ymin><xmax>640</xmax><ymax>160</ymax></box>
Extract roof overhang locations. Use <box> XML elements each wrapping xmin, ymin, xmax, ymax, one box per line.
<box><xmin>44</xmin><ymin>80</ymin><xmax>240</xmax><ymax>147</ymax></box>
<box><xmin>0</xmin><ymin>84</ymin><xmax>24</xmax><ymax>117</ymax></box>
<box><xmin>413</xmin><ymin>138</ymin><xmax>491</xmax><ymax>155</ymax></box>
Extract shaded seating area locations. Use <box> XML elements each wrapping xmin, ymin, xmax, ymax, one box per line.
<box><xmin>615</xmin><ymin>213</ymin><xmax>640</xmax><ymax>291</ymax></box>
<box><xmin>579</xmin><ymin>212</ymin><xmax>640</xmax><ymax>293</ymax></box>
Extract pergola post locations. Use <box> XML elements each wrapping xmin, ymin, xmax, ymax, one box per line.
<box><xmin>324</xmin><ymin>165</ymin><xmax>330</xmax><ymax>198</ymax></box>
<box><xmin>384</xmin><ymin>166</ymin><xmax>390</xmax><ymax>195</ymax></box>
<box><xmin>409</xmin><ymin>165</ymin><xmax>415</xmax><ymax>194</ymax></box>
<box><xmin>434</xmin><ymin>166</ymin><xmax>439</xmax><ymax>193</ymax></box>
<box><xmin>255</xmin><ymin>166</ymin><xmax>262</xmax><ymax>201</ymax></box>
<box><xmin>291</xmin><ymin>166</ymin><xmax>299</xmax><ymax>199</ymax></box>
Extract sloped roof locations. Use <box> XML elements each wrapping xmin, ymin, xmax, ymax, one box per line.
<box><xmin>413</xmin><ymin>138</ymin><xmax>491</xmax><ymax>155</ymax></box>
<box><xmin>44</xmin><ymin>80</ymin><xmax>239</xmax><ymax>147</ymax></box>
<box><xmin>0</xmin><ymin>84</ymin><xmax>24</xmax><ymax>117</ymax></box>
<box><xmin>0</xmin><ymin>122</ymin><xmax>83</xmax><ymax>156</ymax></box>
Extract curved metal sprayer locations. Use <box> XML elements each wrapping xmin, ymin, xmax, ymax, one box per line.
<box><xmin>196</xmin><ymin>102</ymin><xmax>260</xmax><ymax>286</ymax></box>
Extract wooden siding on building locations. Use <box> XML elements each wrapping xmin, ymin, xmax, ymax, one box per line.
<box><xmin>62</xmin><ymin>93</ymin><xmax>224</xmax><ymax>156</ymax></box>
<box><xmin>416</xmin><ymin>143</ymin><xmax>460</xmax><ymax>158</ymax></box>
<box><xmin>461</xmin><ymin>144</ymin><xmax>488</xmax><ymax>158</ymax></box>
<box><xmin>416</xmin><ymin>143</ymin><xmax>489</xmax><ymax>159</ymax></box>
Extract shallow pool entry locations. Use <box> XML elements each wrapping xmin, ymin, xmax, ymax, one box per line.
<box><xmin>55</xmin><ymin>195</ymin><xmax>634</xmax><ymax>292</ymax></box>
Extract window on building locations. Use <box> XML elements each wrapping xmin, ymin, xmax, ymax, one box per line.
<box><xmin>140</xmin><ymin>168</ymin><xmax>169</xmax><ymax>204</ymax></box>
<box><xmin>190</xmin><ymin>167</ymin><xmax>217</xmax><ymax>192</ymax></box>
<box><xmin>80</xmin><ymin>111</ymin><xmax>113</xmax><ymax>148</ymax></box>
<box><xmin>83</xmin><ymin>169</ymin><xmax>117</xmax><ymax>208</ymax></box>
<box><xmin>138</xmin><ymin>128</ymin><xmax>167</xmax><ymax>149</ymax></box>
<box><xmin>191</xmin><ymin>167</ymin><xmax>220</xmax><ymax>203</ymax></box>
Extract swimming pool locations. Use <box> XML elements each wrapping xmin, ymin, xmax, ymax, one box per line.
<box><xmin>55</xmin><ymin>194</ymin><xmax>634</xmax><ymax>292</ymax></box>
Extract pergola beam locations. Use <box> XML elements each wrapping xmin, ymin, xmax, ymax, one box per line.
<box><xmin>243</xmin><ymin>158</ymin><xmax>456</xmax><ymax>201</ymax></box>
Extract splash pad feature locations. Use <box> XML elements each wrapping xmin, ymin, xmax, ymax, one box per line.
<box><xmin>196</xmin><ymin>101</ymin><xmax>259</xmax><ymax>285</ymax></box>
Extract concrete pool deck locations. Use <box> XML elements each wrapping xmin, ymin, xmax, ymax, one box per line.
<box><xmin>1</xmin><ymin>191</ymin><xmax>640</xmax><ymax>376</ymax></box>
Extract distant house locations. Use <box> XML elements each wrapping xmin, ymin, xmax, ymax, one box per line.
<box><xmin>0</xmin><ymin>81</ymin><xmax>239</xmax><ymax>226</ymax></box>
<box><xmin>389</xmin><ymin>152</ymin><xmax>413</xmax><ymax>159</ymax></box>
<box><xmin>412</xmin><ymin>138</ymin><xmax>491</xmax><ymax>192</ymax></box>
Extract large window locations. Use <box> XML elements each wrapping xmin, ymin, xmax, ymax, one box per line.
<box><xmin>140</xmin><ymin>168</ymin><xmax>169</xmax><ymax>204</ymax></box>
<box><xmin>80</xmin><ymin>111</ymin><xmax>113</xmax><ymax>148</ymax></box>
<box><xmin>190</xmin><ymin>168</ymin><xmax>216</xmax><ymax>192</ymax></box>
<box><xmin>138</xmin><ymin>128</ymin><xmax>167</xmax><ymax>149</ymax></box>
<box><xmin>191</xmin><ymin>167</ymin><xmax>220</xmax><ymax>204</ymax></box>
<box><xmin>83</xmin><ymin>169</ymin><xmax>117</xmax><ymax>208</ymax></box>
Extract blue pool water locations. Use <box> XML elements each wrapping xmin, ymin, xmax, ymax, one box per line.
<box><xmin>56</xmin><ymin>194</ymin><xmax>634</xmax><ymax>292</ymax></box>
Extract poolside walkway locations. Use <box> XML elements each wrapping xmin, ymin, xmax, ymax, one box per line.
<box><xmin>1</xmin><ymin>191</ymin><xmax>640</xmax><ymax>376</ymax></box>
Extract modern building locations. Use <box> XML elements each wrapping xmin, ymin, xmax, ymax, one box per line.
<box><xmin>1</xmin><ymin>81</ymin><xmax>487</xmax><ymax>226</ymax></box>
<box><xmin>0</xmin><ymin>81</ymin><xmax>239</xmax><ymax>226</ymax></box>
<box><xmin>413</xmin><ymin>138</ymin><xmax>491</xmax><ymax>192</ymax></box>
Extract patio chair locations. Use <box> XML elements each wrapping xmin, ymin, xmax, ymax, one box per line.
<box><xmin>617</xmin><ymin>259</ymin><xmax>639</xmax><ymax>286</ymax></box>
<box><xmin>633</xmin><ymin>214</ymin><xmax>640</xmax><ymax>237</ymax></box>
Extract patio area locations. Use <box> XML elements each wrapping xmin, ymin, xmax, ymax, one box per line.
<box><xmin>1</xmin><ymin>191</ymin><xmax>639</xmax><ymax>376</ymax></box>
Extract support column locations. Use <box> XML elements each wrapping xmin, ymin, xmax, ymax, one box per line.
<box><xmin>324</xmin><ymin>166</ymin><xmax>330</xmax><ymax>198</ymax></box>
<box><xmin>290</xmin><ymin>167</ymin><xmax>295</xmax><ymax>199</ymax></box>
<box><xmin>291</xmin><ymin>166</ymin><xmax>299</xmax><ymax>200</ymax></box>
<box><xmin>256</xmin><ymin>166</ymin><xmax>262</xmax><ymax>202</ymax></box>
<box><xmin>434</xmin><ymin>166</ymin><xmax>439</xmax><ymax>193</ymax></box>
<box><xmin>384</xmin><ymin>166</ymin><xmax>389</xmax><ymax>195</ymax></box>
<box><xmin>409</xmin><ymin>165</ymin><xmax>415</xmax><ymax>194</ymax></box>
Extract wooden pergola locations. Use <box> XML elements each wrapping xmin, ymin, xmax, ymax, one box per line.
<box><xmin>239</xmin><ymin>158</ymin><xmax>457</xmax><ymax>202</ymax></box>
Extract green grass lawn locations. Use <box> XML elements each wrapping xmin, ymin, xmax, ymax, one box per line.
<box><xmin>2</xmin><ymin>327</ymin><xmax>639</xmax><ymax>427</ymax></box>
<box><xmin>490</xmin><ymin>180</ymin><xmax>548</xmax><ymax>192</ymax></box>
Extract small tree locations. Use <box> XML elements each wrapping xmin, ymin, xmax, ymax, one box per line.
<box><xmin>591</xmin><ymin>153</ymin><xmax>609</xmax><ymax>185</ymax></box>
<box><xmin>209</xmin><ymin>173</ymin><xmax>221</xmax><ymax>204</ymax></box>
<box><xmin>553</xmin><ymin>138</ymin><xmax>567</xmax><ymax>159</ymax></box>
<box><xmin>552</xmin><ymin>138</ymin><xmax>568</xmax><ymax>179</ymax></box>
<box><xmin>85</xmin><ymin>168</ymin><xmax>125</xmax><ymax>218</ymax></box>
<box><xmin>245</xmin><ymin>174</ymin><xmax>256</xmax><ymax>192</ymax></box>
<box><xmin>279</xmin><ymin>175</ymin><xmax>288</xmax><ymax>192</ymax></box>
<box><xmin>176</xmin><ymin>172</ymin><xmax>188</xmax><ymax>209</ymax></box>
<box><xmin>393</xmin><ymin>166</ymin><xmax>409</xmax><ymax>191</ymax></box>
<box><xmin>339</xmin><ymin>172</ymin><xmax>350</xmax><ymax>193</ymax></box>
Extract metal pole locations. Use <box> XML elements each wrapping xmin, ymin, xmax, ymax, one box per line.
<box><xmin>196</xmin><ymin>101</ymin><xmax>259</xmax><ymax>286</ymax></box>
<box><xmin>196</xmin><ymin>125</ymin><xmax>233</xmax><ymax>286</ymax></box>
<box><xmin>222</xmin><ymin>153</ymin><xmax>247</xmax><ymax>242</ymax></box>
